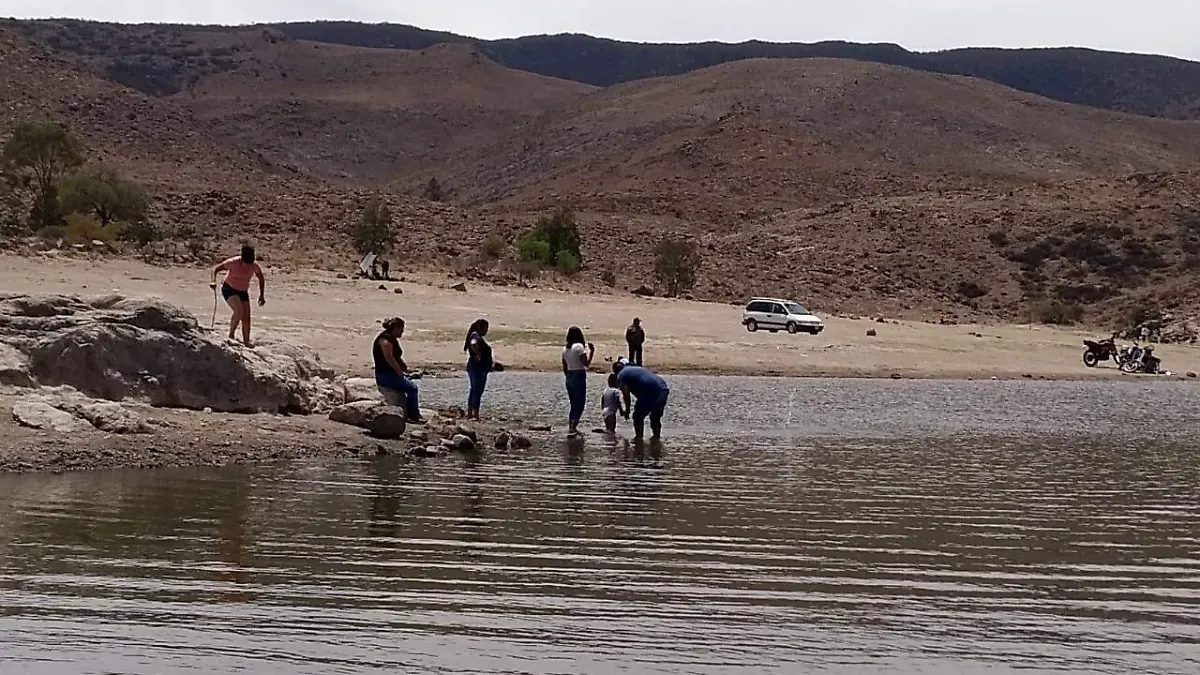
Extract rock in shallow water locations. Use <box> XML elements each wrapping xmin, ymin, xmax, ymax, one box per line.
<box><xmin>449</xmin><ymin>434</ymin><xmax>476</xmax><ymax>451</ymax></box>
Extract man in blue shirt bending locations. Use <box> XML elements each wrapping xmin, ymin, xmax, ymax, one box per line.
<box><xmin>613</xmin><ymin>361</ymin><xmax>670</xmax><ymax>441</ymax></box>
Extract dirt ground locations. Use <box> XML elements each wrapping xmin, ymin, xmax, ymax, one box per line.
<box><xmin>4</xmin><ymin>252</ymin><xmax>1199</xmax><ymax>380</ymax></box>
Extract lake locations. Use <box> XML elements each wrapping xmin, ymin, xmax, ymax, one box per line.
<box><xmin>1</xmin><ymin>375</ymin><xmax>1198</xmax><ymax>674</ymax></box>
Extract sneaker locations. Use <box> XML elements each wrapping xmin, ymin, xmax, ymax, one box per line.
<box><xmin>407</xmin><ymin>416</ymin><xmax>427</xmax><ymax>425</ymax></box>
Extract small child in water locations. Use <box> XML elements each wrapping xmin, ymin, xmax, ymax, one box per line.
<box><xmin>601</xmin><ymin>372</ymin><xmax>625</xmax><ymax>433</ymax></box>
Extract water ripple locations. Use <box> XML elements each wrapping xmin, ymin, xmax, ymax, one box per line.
<box><xmin>2</xmin><ymin>377</ymin><xmax>1200</xmax><ymax>673</ymax></box>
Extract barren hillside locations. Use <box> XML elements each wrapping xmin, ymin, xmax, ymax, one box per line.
<box><xmin>446</xmin><ymin>58</ymin><xmax>1200</xmax><ymax>220</ymax></box>
<box><xmin>0</xmin><ymin>28</ymin><xmax>267</xmax><ymax>189</ymax></box>
<box><xmin>178</xmin><ymin>40</ymin><xmax>593</xmax><ymax>184</ymax></box>
<box><xmin>0</xmin><ymin>21</ymin><xmax>594</xmax><ymax>185</ymax></box>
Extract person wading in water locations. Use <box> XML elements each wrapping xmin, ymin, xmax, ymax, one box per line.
<box><xmin>464</xmin><ymin>318</ymin><xmax>493</xmax><ymax>421</ymax></box>
<box><xmin>374</xmin><ymin>317</ymin><xmax>426</xmax><ymax>425</ymax></box>
<box><xmin>211</xmin><ymin>243</ymin><xmax>265</xmax><ymax>345</ymax></box>
<box><xmin>625</xmin><ymin>317</ymin><xmax>645</xmax><ymax>366</ymax></box>
<box><xmin>562</xmin><ymin>326</ymin><xmax>595</xmax><ymax>436</ymax></box>
<box><xmin>613</xmin><ymin>360</ymin><xmax>670</xmax><ymax>441</ymax></box>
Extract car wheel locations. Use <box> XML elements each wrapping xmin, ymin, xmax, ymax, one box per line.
<box><xmin>786</xmin><ymin>322</ymin><xmax>799</xmax><ymax>334</ymax></box>
<box><xmin>745</xmin><ymin>319</ymin><xmax>758</xmax><ymax>332</ymax></box>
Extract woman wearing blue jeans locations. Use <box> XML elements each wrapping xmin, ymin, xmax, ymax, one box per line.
<box><xmin>464</xmin><ymin>318</ymin><xmax>493</xmax><ymax>420</ymax></box>
<box><xmin>561</xmin><ymin>326</ymin><xmax>594</xmax><ymax>435</ymax></box>
<box><xmin>373</xmin><ymin>317</ymin><xmax>426</xmax><ymax>424</ymax></box>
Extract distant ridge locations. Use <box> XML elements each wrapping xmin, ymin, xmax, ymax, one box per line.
<box><xmin>273</xmin><ymin>20</ymin><xmax>1200</xmax><ymax>120</ymax></box>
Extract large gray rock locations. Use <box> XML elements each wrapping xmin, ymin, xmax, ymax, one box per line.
<box><xmin>366</xmin><ymin>407</ymin><xmax>407</xmax><ymax>439</ymax></box>
<box><xmin>343</xmin><ymin>377</ymin><xmax>380</xmax><ymax>403</ymax></box>
<box><xmin>329</xmin><ymin>400</ymin><xmax>382</xmax><ymax>427</ymax></box>
<box><xmin>329</xmin><ymin>400</ymin><xmax>407</xmax><ymax>439</ymax></box>
<box><xmin>56</xmin><ymin>399</ymin><xmax>154</xmax><ymax>435</ymax></box>
<box><xmin>11</xmin><ymin>400</ymin><xmax>91</xmax><ymax>433</ymax></box>
<box><xmin>0</xmin><ymin>343</ymin><xmax>32</xmax><ymax>387</ymax></box>
<box><xmin>0</xmin><ymin>293</ymin><xmax>341</xmax><ymax>413</ymax></box>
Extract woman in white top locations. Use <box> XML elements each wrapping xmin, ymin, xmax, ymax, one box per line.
<box><xmin>562</xmin><ymin>325</ymin><xmax>594</xmax><ymax>435</ymax></box>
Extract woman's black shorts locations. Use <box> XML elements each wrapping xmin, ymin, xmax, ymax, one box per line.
<box><xmin>221</xmin><ymin>282</ymin><xmax>250</xmax><ymax>303</ymax></box>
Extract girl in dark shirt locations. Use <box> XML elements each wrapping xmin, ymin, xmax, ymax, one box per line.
<box><xmin>464</xmin><ymin>318</ymin><xmax>493</xmax><ymax>420</ymax></box>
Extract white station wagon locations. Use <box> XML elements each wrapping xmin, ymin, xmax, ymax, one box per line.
<box><xmin>741</xmin><ymin>297</ymin><xmax>824</xmax><ymax>335</ymax></box>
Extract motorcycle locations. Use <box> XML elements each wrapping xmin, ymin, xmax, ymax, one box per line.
<box><xmin>1082</xmin><ymin>335</ymin><xmax>1123</xmax><ymax>368</ymax></box>
<box><xmin>1119</xmin><ymin>344</ymin><xmax>1162</xmax><ymax>374</ymax></box>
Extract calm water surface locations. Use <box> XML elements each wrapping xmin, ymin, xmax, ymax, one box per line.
<box><xmin>1</xmin><ymin>376</ymin><xmax>1199</xmax><ymax>674</ymax></box>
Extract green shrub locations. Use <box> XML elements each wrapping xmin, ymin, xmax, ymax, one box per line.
<box><xmin>62</xmin><ymin>212</ymin><xmax>120</xmax><ymax>244</ymax></box>
<box><xmin>556</xmin><ymin>250</ymin><xmax>581</xmax><ymax>275</ymax></box>
<box><xmin>517</xmin><ymin>232</ymin><xmax>551</xmax><ymax>265</ymax></box>
<box><xmin>531</xmin><ymin>207</ymin><xmax>582</xmax><ymax>265</ymax></box>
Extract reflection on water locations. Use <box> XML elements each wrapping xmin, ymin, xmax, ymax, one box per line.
<box><xmin>1</xmin><ymin>378</ymin><xmax>1199</xmax><ymax>674</ymax></box>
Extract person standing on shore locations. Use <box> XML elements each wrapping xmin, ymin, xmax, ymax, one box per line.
<box><xmin>625</xmin><ymin>318</ymin><xmax>645</xmax><ymax>366</ymax></box>
<box><xmin>373</xmin><ymin>317</ymin><xmax>426</xmax><ymax>424</ymax></box>
<box><xmin>464</xmin><ymin>318</ymin><xmax>493</xmax><ymax>421</ymax></box>
<box><xmin>613</xmin><ymin>360</ymin><xmax>670</xmax><ymax>441</ymax></box>
<box><xmin>562</xmin><ymin>326</ymin><xmax>595</xmax><ymax>435</ymax></box>
<box><xmin>210</xmin><ymin>243</ymin><xmax>265</xmax><ymax>346</ymax></box>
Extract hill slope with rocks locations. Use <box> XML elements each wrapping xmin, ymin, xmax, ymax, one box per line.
<box><xmin>443</xmin><ymin>57</ymin><xmax>1200</xmax><ymax>219</ymax></box>
<box><xmin>2</xmin><ymin>22</ymin><xmax>1200</xmax><ymax>326</ymax></box>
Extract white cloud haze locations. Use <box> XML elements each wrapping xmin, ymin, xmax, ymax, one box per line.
<box><xmin>4</xmin><ymin>0</ymin><xmax>1197</xmax><ymax>61</ymax></box>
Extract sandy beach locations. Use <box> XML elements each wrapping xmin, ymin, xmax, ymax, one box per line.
<box><xmin>3</xmin><ymin>252</ymin><xmax>1199</xmax><ymax>381</ymax></box>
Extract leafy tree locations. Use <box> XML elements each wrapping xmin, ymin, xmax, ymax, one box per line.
<box><xmin>2</xmin><ymin>120</ymin><xmax>85</xmax><ymax>228</ymax></box>
<box><xmin>517</xmin><ymin>231</ymin><xmax>551</xmax><ymax>266</ymax></box>
<box><xmin>653</xmin><ymin>237</ymin><xmax>701</xmax><ymax>297</ymax></box>
<box><xmin>532</xmin><ymin>207</ymin><xmax>583</xmax><ymax>265</ymax></box>
<box><xmin>515</xmin><ymin>232</ymin><xmax>551</xmax><ymax>286</ymax></box>
<box><xmin>352</xmin><ymin>196</ymin><xmax>395</xmax><ymax>255</ymax></box>
<box><xmin>58</xmin><ymin>165</ymin><xmax>148</xmax><ymax>225</ymax></box>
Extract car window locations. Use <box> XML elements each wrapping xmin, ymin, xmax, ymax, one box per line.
<box><xmin>747</xmin><ymin>301</ymin><xmax>767</xmax><ymax>312</ymax></box>
<box><xmin>771</xmin><ymin>303</ymin><xmax>785</xmax><ymax>315</ymax></box>
<box><xmin>784</xmin><ymin>302</ymin><xmax>808</xmax><ymax>315</ymax></box>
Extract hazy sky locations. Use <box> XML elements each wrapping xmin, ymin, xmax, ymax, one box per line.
<box><xmin>6</xmin><ymin>0</ymin><xmax>1198</xmax><ymax>61</ymax></box>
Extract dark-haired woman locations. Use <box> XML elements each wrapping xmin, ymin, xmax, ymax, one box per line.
<box><xmin>210</xmin><ymin>243</ymin><xmax>265</xmax><ymax>345</ymax></box>
<box><xmin>561</xmin><ymin>326</ymin><xmax>594</xmax><ymax>435</ymax></box>
<box><xmin>464</xmin><ymin>318</ymin><xmax>493</xmax><ymax>420</ymax></box>
<box><xmin>374</xmin><ymin>317</ymin><xmax>425</xmax><ymax>424</ymax></box>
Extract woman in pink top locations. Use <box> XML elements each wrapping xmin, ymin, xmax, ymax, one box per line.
<box><xmin>210</xmin><ymin>243</ymin><xmax>265</xmax><ymax>345</ymax></box>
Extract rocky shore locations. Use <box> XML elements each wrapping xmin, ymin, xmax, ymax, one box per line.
<box><xmin>0</xmin><ymin>293</ymin><xmax>547</xmax><ymax>474</ymax></box>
